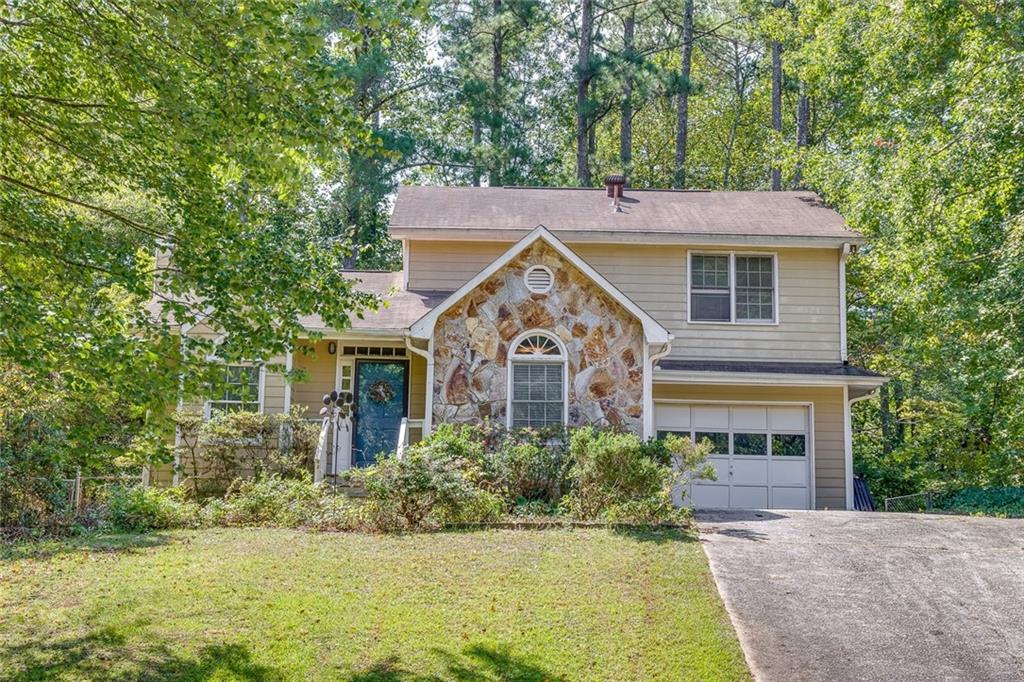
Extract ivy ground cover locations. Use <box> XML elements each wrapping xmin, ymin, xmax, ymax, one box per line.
<box><xmin>0</xmin><ymin>528</ymin><xmax>748</xmax><ymax>681</ymax></box>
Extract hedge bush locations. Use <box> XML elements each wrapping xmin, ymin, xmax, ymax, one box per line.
<box><xmin>7</xmin><ymin>425</ymin><xmax>715</xmax><ymax>537</ymax></box>
<box><xmin>106</xmin><ymin>485</ymin><xmax>202</xmax><ymax>533</ymax></box>
<box><xmin>935</xmin><ymin>487</ymin><xmax>1024</xmax><ymax>518</ymax></box>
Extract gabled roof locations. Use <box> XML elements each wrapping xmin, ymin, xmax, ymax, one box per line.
<box><xmin>408</xmin><ymin>226</ymin><xmax>673</xmax><ymax>344</ymax></box>
<box><xmin>298</xmin><ymin>271</ymin><xmax>448</xmax><ymax>333</ymax></box>
<box><xmin>390</xmin><ymin>186</ymin><xmax>863</xmax><ymax>245</ymax></box>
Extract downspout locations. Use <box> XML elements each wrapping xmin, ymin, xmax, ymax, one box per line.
<box><xmin>405</xmin><ymin>333</ymin><xmax>433</xmax><ymax>435</ymax></box>
<box><xmin>643</xmin><ymin>335</ymin><xmax>674</xmax><ymax>439</ymax></box>
<box><xmin>844</xmin><ymin>387</ymin><xmax>880</xmax><ymax>510</ymax></box>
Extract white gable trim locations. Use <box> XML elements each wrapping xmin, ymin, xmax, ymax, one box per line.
<box><xmin>409</xmin><ymin>225</ymin><xmax>672</xmax><ymax>344</ymax></box>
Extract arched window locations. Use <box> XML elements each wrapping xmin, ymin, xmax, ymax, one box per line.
<box><xmin>508</xmin><ymin>331</ymin><xmax>567</xmax><ymax>429</ymax></box>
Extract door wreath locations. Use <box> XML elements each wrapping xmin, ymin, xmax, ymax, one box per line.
<box><xmin>368</xmin><ymin>379</ymin><xmax>396</xmax><ymax>404</ymax></box>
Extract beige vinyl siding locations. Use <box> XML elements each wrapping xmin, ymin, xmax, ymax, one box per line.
<box><xmin>653</xmin><ymin>383</ymin><xmax>847</xmax><ymax>509</ymax></box>
<box><xmin>407</xmin><ymin>240</ymin><xmax>842</xmax><ymax>362</ymax></box>
<box><xmin>293</xmin><ymin>341</ymin><xmax>337</xmax><ymax>417</ymax></box>
<box><xmin>263</xmin><ymin>354</ymin><xmax>287</xmax><ymax>415</ymax></box>
<box><xmin>407</xmin><ymin>240</ymin><xmax>509</xmax><ymax>291</ymax></box>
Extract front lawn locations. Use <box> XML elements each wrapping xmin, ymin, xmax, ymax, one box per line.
<box><xmin>0</xmin><ymin>528</ymin><xmax>748</xmax><ymax>681</ymax></box>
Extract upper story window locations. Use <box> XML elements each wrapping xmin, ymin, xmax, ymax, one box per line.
<box><xmin>689</xmin><ymin>252</ymin><xmax>777</xmax><ymax>324</ymax></box>
<box><xmin>508</xmin><ymin>332</ymin><xmax>566</xmax><ymax>429</ymax></box>
<box><xmin>207</xmin><ymin>365</ymin><xmax>261</xmax><ymax>417</ymax></box>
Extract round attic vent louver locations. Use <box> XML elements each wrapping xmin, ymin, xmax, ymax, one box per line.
<box><xmin>524</xmin><ymin>265</ymin><xmax>553</xmax><ymax>293</ymax></box>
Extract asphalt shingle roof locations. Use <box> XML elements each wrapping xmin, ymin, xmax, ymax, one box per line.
<box><xmin>299</xmin><ymin>271</ymin><xmax>448</xmax><ymax>332</ymax></box>
<box><xmin>390</xmin><ymin>186</ymin><xmax>861</xmax><ymax>240</ymax></box>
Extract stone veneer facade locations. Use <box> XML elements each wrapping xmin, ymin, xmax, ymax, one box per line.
<box><xmin>432</xmin><ymin>240</ymin><xmax>646</xmax><ymax>433</ymax></box>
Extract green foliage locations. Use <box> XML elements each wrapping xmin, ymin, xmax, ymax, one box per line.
<box><xmin>935</xmin><ymin>488</ymin><xmax>1024</xmax><ymax>519</ymax></box>
<box><xmin>351</xmin><ymin>448</ymin><xmax>495</xmax><ymax>531</ymax></box>
<box><xmin>207</xmin><ymin>475</ymin><xmax>348</xmax><ymax>528</ymax></box>
<box><xmin>0</xmin><ymin>364</ymin><xmax>165</xmax><ymax>527</ymax></box>
<box><xmin>0</xmin><ymin>0</ymin><xmax>389</xmax><ymax>468</ymax></box>
<box><xmin>560</xmin><ymin>429</ymin><xmax>710</xmax><ymax>525</ymax></box>
<box><xmin>171</xmin><ymin>406</ymin><xmax>322</xmax><ymax>497</ymax></box>
<box><xmin>493</xmin><ymin>431</ymin><xmax>570</xmax><ymax>503</ymax></box>
<box><xmin>106</xmin><ymin>485</ymin><xmax>201</xmax><ymax>533</ymax></box>
<box><xmin>797</xmin><ymin>0</ymin><xmax>1024</xmax><ymax>498</ymax></box>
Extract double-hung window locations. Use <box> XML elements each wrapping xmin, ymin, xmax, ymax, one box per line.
<box><xmin>689</xmin><ymin>252</ymin><xmax>777</xmax><ymax>323</ymax></box>
<box><xmin>508</xmin><ymin>333</ymin><xmax>566</xmax><ymax>429</ymax></box>
<box><xmin>207</xmin><ymin>365</ymin><xmax>261</xmax><ymax>417</ymax></box>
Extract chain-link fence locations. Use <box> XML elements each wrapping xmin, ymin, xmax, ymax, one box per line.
<box><xmin>883</xmin><ymin>492</ymin><xmax>936</xmax><ymax>513</ymax></box>
<box><xmin>1</xmin><ymin>470</ymin><xmax>145</xmax><ymax>533</ymax></box>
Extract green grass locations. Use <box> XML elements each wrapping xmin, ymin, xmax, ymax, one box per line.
<box><xmin>0</xmin><ymin>528</ymin><xmax>749</xmax><ymax>681</ymax></box>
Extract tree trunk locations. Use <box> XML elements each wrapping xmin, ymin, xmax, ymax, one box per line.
<box><xmin>770</xmin><ymin>34</ymin><xmax>782</xmax><ymax>191</ymax></box>
<box><xmin>723</xmin><ymin>102</ymin><xmax>740</xmax><ymax>189</ymax></box>
<box><xmin>472</xmin><ymin>116</ymin><xmax>482</xmax><ymax>186</ymax></box>
<box><xmin>794</xmin><ymin>84</ymin><xmax>809</xmax><ymax>188</ymax></box>
<box><xmin>880</xmin><ymin>382</ymin><xmax>893</xmax><ymax>454</ymax></box>
<box><xmin>489</xmin><ymin>0</ymin><xmax>503</xmax><ymax>186</ymax></box>
<box><xmin>673</xmin><ymin>0</ymin><xmax>694</xmax><ymax>189</ymax></box>
<box><xmin>620</xmin><ymin>10</ymin><xmax>635</xmax><ymax>184</ymax></box>
<box><xmin>576</xmin><ymin>0</ymin><xmax>594</xmax><ymax>186</ymax></box>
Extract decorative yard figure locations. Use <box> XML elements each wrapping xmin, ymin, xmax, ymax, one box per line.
<box><xmin>314</xmin><ymin>390</ymin><xmax>353</xmax><ymax>483</ymax></box>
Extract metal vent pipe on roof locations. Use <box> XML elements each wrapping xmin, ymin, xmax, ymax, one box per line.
<box><xmin>604</xmin><ymin>174</ymin><xmax>625</xmax><ymax>198</ymax></box>
<box><xmin>604</xmin><ymin>174</ymin><xmax>626</xmax><ymax>212</ymax></box>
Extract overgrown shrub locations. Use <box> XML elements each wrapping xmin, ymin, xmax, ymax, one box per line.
<box><xmin>560</xmin><ymin>429</ymin><xmax>712</xmax><ymax>525</ymax></box>
<box><xmin>207</xmin><ymin>475</ymin><xmax>362</xmax><ymax>529</ymax></box>
<box><xmin>493</xmin><ymin>427</ymin><xmax>570</xmax><ymax>502</ymax></box>
<box><xmin>351</xmin><ymin>444</ymin><xmax>503</xmax><ymax>532</ymax></box>
<box><xmin>106</xmin><ymin>485</ymin><xmax>202</xmax><ymax>532</ymax></box>
<box><xmin>935</xmin><ymin>487</ymin><xmax>1024</xmax><ymax>518</ymax></box>
<box><xmin>172</xmin><ymin>406</ymin><xmax>321</xmax><ymax>497</ymax></box>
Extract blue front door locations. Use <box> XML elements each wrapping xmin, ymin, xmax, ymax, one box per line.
<box><xmin>352</xmin><ymin>360</ymin><xmax>409</xmax><ymax>467</ymax></box>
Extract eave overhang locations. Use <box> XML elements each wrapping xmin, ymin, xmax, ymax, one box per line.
<box><xmin>390</xmin><ymin>226</ymin><xmax>867</xmax><ymax>249</ymax></box>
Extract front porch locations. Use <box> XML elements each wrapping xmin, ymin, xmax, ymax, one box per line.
<box><xmin>289</xmin><ymin>338</ymin><xmax>428</xmax><ymax>476</ymax></box>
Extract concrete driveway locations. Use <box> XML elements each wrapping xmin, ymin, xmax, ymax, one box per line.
<box><xmin>697</xmin><ymin>510</ymin><xmax>1024</xmax><ymax>682</ymax></box>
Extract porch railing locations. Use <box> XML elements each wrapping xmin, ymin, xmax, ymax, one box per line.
<box><xmin>313</xmin><ymin>417</ymin><xmax>331</xmax><ymax>484</ymax></box>
<box><xmin>396</xmin><ymin>417</ymin><xmax>409</xmax><ymax>460</ymax></box>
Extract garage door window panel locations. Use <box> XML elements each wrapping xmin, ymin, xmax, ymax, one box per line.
<box><xmin>772</xmin><ymin>433</ymin><xmax>807</xmax><ymax>457</ymax></box>
<box><xmin>734</xmin><ymin>433</ymin><xmax>768</xmax><ymax>455</ymax></box>
<box><xmin>695</xmin><ymin>431</ymin><xmax>729</xmax><ymax>454</ymax></box>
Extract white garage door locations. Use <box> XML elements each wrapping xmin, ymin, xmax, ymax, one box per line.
<box><xmin>655</xmin><ymin>403</ymin><xmax>812</xmax><ymax>510</ymax></box>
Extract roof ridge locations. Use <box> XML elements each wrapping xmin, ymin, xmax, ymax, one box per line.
<box><xmin>497</xmin><ymin>185</ymin><xmax>715</xmax><ymax>193</ymax></box>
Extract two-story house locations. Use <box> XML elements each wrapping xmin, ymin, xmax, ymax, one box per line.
<box><xmin>162</xmin><ymin>180</ymin><xmax>885</xmax><ymax>511</ymax></box>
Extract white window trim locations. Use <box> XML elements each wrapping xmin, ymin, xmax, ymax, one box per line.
<box><xmin>505</xmin><ymin>329</ymin><xmax>569</xmax><ymax>429</ymax></box>
<box><xmin>204</xmin><ymin>364</ymin><xmax>265</xmax><ymax>419</ymax></box>
<box><xmin>686</xmin><ymin>250</ymin><xmax>780</xmax><ymax>326</ymax></box>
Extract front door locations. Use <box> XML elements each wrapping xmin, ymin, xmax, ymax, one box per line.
<box><xmin>352</xmin><ymin>360</ymin><xmax>409</xmax><ymax>467</ymax></box>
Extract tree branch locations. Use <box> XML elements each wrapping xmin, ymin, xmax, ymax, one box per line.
<box><xmin>0</xmin><ymin>173</ymin><xmax>171</xmax><ymax>240</ymax></box>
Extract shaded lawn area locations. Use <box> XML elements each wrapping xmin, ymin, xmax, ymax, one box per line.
<box><xmin>0</xmin><ymin>528</ymin><xmax>748</xmax><ymax>681</ymax></box>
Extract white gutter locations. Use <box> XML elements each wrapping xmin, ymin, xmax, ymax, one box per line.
<box><xmin>653</xmin><ymin>368</ymin><xmax>886</xmax><ymax>390</ymax></box>
<box><xmin>405</xmin><ymin>334</ymin><xmax>433</xmax><ymax>435</ymax></box>
<box><xmin>839</xmin><ymin>243</ymin><xmax>851</xmax><ymax>363</ymax></box>
<box><xmin>299</xmin><ymin>328</ymin><xmax>409</xmax><ymax>339</ymax></box>
<box><xmin>390</xmin><ymin>228</ymin><xmax>866</xmax><ymax>249</ymax></box>
<box><xmin>643</xmin><ymin>338</ymin><xmax>675</xmax><ymax>439</ymax></box>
